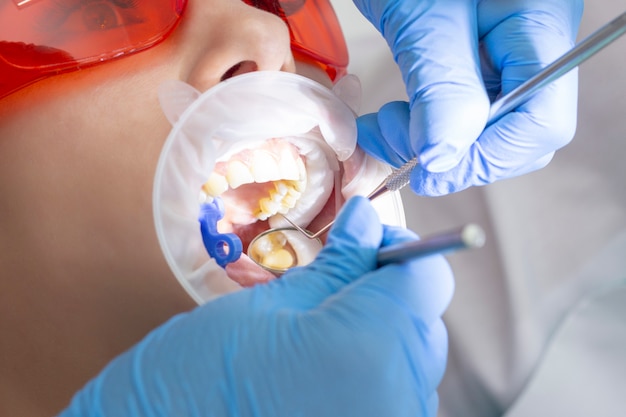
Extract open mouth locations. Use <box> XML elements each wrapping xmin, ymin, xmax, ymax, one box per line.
<box><xmin>153</xmin><ymin>72</ymin><xmax>401</xmax><ymax>304</ymax></box>
<box><xmin>203</xmin><ymin>132</ymin><xmax>347</xmax><ymax>286</ymax></box>
<box><xmin>204</xmin><ymin>136</ymin><xmax>331</xmax><ymax>232</ymax></box>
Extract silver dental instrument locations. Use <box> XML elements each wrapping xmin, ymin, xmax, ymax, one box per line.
<box><xmin>377</xmin><ymin>223</ymin><xmax>485</xmax><ymax>266</ymax></box>
<box><xmin>279</xmin><ymin>10</ymin><xmax>626</xmax><ymax>240</ymax></box>
<box><xmin>489</xmin><ymin>10</ymin><xmax>626</xmax><ymax>122</ymax></box>
<box><xmin>248</xmin><ymin>222</ymin><xmax>486</xmax><ymax>275</ymax></box>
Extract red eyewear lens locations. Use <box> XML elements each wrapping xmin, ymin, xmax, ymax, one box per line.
<box><xmin>0</xmin><ymin>0</ymin><xmax>348</xmax><ymax>100</ymax></box>
<box><xmin>243</xmin><ymin>0</ymin><xmax>348</xmax><ymax>81</ymax></box>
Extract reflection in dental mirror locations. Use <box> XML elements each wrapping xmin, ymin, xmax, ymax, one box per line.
<box><xmin>247</xmin><ymin>227</ymin><xmax>323</xmax><ymax>275</ymax></box>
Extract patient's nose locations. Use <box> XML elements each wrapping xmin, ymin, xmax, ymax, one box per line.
<box><xmin>183</xmin><ymin>1</ymin><xmax>296</xmax><ymax>91</ymax></box>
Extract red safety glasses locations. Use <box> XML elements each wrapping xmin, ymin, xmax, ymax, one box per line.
<box><xmin>244</xmin><ymin>0</ymin><xmax>348</xmax><ymax>81</ymax></box>
<box><xmin>0</xmin><ymin>0</ymin><xmax>348</xmax><ymax>100</ymax></box>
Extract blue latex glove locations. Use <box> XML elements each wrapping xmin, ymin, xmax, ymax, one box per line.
<box><xmin>59</xmin><ymin>196</ymin><xmax>454</xmax><ymax>417</ymax></box>
<box><xmin>353</xmin><ymin>0</ymin><xmax>584</xmax><ymax>195</ymax></box>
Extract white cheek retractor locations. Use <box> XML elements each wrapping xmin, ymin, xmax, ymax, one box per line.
<box><xmin>153</xmin><ymin>71</ymin><xmax>405</xmax><ymax>304</ymax></box>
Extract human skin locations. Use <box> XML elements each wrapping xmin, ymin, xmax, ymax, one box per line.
<box><xmin>0</xmin><ymin>0</ymin><xmax>334</xmax><ymax>415</ymax></box>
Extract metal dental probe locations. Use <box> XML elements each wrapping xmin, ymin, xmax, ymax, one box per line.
<box><xmin>376</xmin><ymin>223</ymin><xmax>486</xmax><ymax>266</ymax></box>
<box><xmin>279</xmin><ymin>10</ymin><xmax>626</xmax><ymax>242</ymax></box>
<box><xmin>488</xmin><ymin>11</ymin><xmax>626</xmax><ymax>122</ymax></box>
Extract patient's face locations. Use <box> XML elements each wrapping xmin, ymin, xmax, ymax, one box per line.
<box><xmin>0</xmin><ymin>0</ymin><xmax>345</xmax><ymax>413</ymax></box>
<box><xmin>0</xmin><ymin>0</ymin><xmax>335</xmax><ymax>295</ymax></box>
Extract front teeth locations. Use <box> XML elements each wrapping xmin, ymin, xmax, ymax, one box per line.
<box><xmin>203</xmin><ymin>143</ymin><xmax>307</xmax><ymax>221</ymax></box>
<box><xmin>225</xmin><ymin>160</ymin><xmax>255</xmax><ymax>189</ymax></box>
<box><xmin>250</xmin><ymin>150</ymin><xmax>280</xmax><ymax>182</ymax></box>
<box><xmin>203</xmin><ymin>172</ymin><xmax>229</xmax><ymax>196</ymax></box>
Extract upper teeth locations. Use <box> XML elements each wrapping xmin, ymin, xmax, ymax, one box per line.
<box><xmin>202</xmin><ymin>141</ymin><xmax>307</xmax><ymax>221</ymax></box>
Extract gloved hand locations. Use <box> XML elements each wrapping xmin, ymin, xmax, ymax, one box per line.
<box><xmin>353</xmin><ymin>0</ymin><xmax>583</xmax><ymax>195</ymax></box>
<box><xmin>58</xmin><ymin>196</ymin><xmax>454</xmax><ymax>417</ymax></box>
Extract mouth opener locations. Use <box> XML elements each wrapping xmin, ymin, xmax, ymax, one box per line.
<box><xmin>280</xmin><ymin>10</ymin><xmax>626</xmax><ymax>240</ymax></box>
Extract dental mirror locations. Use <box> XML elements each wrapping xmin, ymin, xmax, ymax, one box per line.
<box><xmin>247</xmin><ymin>227</ymin><xmax>323</xmax><ymax>275</ymax></box>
